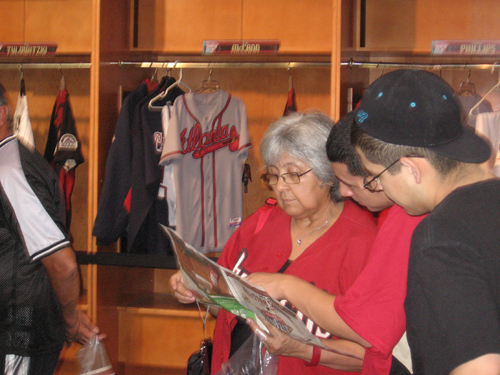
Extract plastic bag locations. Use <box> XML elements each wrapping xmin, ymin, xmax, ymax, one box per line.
<box><xmin>77</xmin><ymin>335</ymin><xmax>115</xmax><ymax>375</ymax></box>
<box><xmin>215</xmin><ymin>333</ymin><xmax>279</xmax><ymax>375</ymax></box>
<box><xmin>4</xmin><ymin>354</ymin><xmax>30</xmax><ymax>375</ymax></box>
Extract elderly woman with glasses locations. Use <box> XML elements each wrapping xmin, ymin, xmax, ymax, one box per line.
<box><xmin>171</xmin><ymin>111</ymin><xmax>377</xmax><ymax>374</ymax></box>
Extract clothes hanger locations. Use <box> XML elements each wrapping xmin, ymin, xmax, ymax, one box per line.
<box><xmin>59</xmin><ymin>65</ymin><xmax>66</xmax><ymax>91</ymax></box>
<box><xmin>148</xmin><ymin>62</ymin><xmax>192</xmax><ymax>112</ymax></box>
<box><xmin>194</xmin><ymin>66</ymin><xmax>220</xmax><ymax>94</ymax></box>
<box><xmin>19</xmin><ymin>65</ymin><xmax>26</xmax><ymax>96</ymax></box>
<box><xmin>150</xmin><ymin>68</ymin><xmax>159</xmax><ymax>85</ymax></box>
<box><xmin>469</xmin><ymin>64</ymin><xmax>500</xmax><ymax>116</ymax></box>
<box><xmin>288</xmin><ymin>64</ymin><xmax>293</xmax><ymax>90</ymax></box>
<box><xmin>456</xmin><ymin>68</ymin><xmax>476</xmax><ymax>96</ymax></box>
<box><xmin>377</xmin><ymin>62</ymin><xmax>385</xmax><ymax>78</ymax></box>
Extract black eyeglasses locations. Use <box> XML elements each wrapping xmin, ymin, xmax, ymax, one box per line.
<box><xmin>261</xmin><ymin>169</ymin><xmax>312</xmax><ymax>185</ymax></box>
<box><xmin>363</xmin><ymin>156</ymin><xmax>423</xmax><ymax>192</ymax></box>
<box><xmin>363</xmin><ymin>159</ymin><xmax>400</xmax><ymax>192</ymax></box>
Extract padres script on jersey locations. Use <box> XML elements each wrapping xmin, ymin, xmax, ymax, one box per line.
<box><xmin>160</xmin><ymin>90</ymin><xmax>251</xmax><ymax>253</ymax></box>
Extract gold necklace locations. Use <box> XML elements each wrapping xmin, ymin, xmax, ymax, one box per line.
<box><xmin>291</xmin><ymin>209</ymin><xmax>337</xmax><ymax>246</ymax></box>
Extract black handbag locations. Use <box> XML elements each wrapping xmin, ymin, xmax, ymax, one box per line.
<box><xmin>186</xmin><ymin>338</ymin><xmax>213</xmax><ymax>375</ymax></box>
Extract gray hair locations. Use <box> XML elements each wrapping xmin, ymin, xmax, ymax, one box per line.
<box><xmin>260</xmin><ymin>111</ymin><xmax>342</xmax><ymax>202</ymax></box>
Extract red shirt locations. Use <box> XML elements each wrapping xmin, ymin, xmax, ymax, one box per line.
<box><xmin>212</xmin><ymin>200</ymin><xmax>378</xmax><ymax>375</ymax></box>
<box><xmin>335</xmin><ymin>205</ymin><xmax>425</xmax><ymax>375</ymax></box>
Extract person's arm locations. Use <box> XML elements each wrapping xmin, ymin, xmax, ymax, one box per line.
<box><xmin>41</xmin><ymin>247</ymin><xmax>101</xmax><ymax>345</ymax></box>
<box><xmin>246</xmin><ymin>318</ymin><xmax>364</xmax><ymax>371</ymax></box>
<box><xmin>246</xmin><ymin>272</ymin><xmax>371</xmax><ymax>347</ymax></box>
<box><xmin>450</xmin><ymin>354</ymin><xmax>500</xmax><ymax>375</ymax></box>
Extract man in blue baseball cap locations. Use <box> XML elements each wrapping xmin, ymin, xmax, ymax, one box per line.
<box><xmin>352</xmin><ymin>69</ymin><xmax>499</xmax><ymax>375</ymax></box>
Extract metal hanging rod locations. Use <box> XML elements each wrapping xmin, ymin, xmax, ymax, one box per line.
<box><xmin>341</xmin><ymin>59</ymin><xmax>500</xmax><ymax>71</ymax></box>
<box><xmin>0</xmin><ymin>63</ymin><xmax>91</xmax><ymax>70</ymax></box>
<box><xmin>111</xmin><ymin>59</ymin><xmax>500</xmax><ymax>71</ymax></box>
<box><xmin>111</xmin><ymin>61</ymin><xmax>331</xmax><ymax>69</ymax></box>
<box><xmin>0</xmin><ymin>60</ymin><xmax>498</xmax><ymax>71</ymax></box>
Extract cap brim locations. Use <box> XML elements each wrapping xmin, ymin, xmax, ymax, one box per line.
<box><xmin>430</xmin><ymin>126</ymin><xmax>491</xmax><ymax>163</ymax></box>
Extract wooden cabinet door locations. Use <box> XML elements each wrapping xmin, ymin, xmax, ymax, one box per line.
<box><xmin>242</xmin><ymin>0</ymin><xmax>333</xmax><ymax>53</ymax></box>
<box><xmin>25</xmin><ymin>0</ymin><xmax>93</xmax><ymax>53</ymax></box>
<box><xmin>135</xmin><ymin>0</ymin><xmax>332</xmax><ymax>53</ymax></box>
<box><xmin>0</xmin><ymin>0</ymin><xmax>25</xmax><ymax>43</ymax></box>
<box><xmin>413</xmin><ymin>0</ymin><xmax>500</xmax><ymax>52</ymax></box>
<box><xmin>161</xmin><ymin>0</ymin><xmax>242</xmax><ymax>53</ymax></box>
<box><xmin>364</xmin><ymin>0</ymin><xmax>500</xmax><ymax>52</ymax></box>
<box><xmin>364</xmin><ymin>0</ymin><xmax>416</xmax><ymax>50</ymax></box>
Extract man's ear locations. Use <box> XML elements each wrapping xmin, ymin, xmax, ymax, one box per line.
<box><xmin>399</xmin><ymin>156</ymin><xmax>423</xmax><ymax>184</ymax></box>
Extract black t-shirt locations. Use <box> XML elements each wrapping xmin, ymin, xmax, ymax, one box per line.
<box><xmin>0</xmin><ymin>137</ymin><xmax>68</xmax><ymax>356</ymax></box>
<box><xmin>405</xmin><ymin>179</ymin><xmax>500</xmax><ymax>374</ymax></box>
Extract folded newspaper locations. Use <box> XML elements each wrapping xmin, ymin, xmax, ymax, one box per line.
<box><xmin>162</xmin><ymin>224</ymin><xmax>354</xmax><ymax>355</ymax></box>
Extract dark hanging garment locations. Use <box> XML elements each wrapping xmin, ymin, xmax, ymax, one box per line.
<box><xmin>44</xmin><ymin>89</ymin><xmax>84</xmax><ymax>229</ymax></box>
<box><xmin>128</xmin><ymin>77</ymin><xmax>184</xmax><ymax>254</ymax></box>
<box><xmin>92</xmin><ymin>81</ymin><xmax>150</xmax><ymax>245</ymax></box>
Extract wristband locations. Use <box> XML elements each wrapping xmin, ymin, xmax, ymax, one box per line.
<box><xmin>304</xmin><ymin>346</ymin><xmax>321</xmax><ymax>366</ymax></box>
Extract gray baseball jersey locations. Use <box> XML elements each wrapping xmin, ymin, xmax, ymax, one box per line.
<box><xmin>160</xmin><ymin>90</ymin><xmax>251</xmax><ymax>253</ymax></box>
<box><xmin>159</xmin><ymin>104</ymin><xmax>177</xmax><ymax>227</ymax></box>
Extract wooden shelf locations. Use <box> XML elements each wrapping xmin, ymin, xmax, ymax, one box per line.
<box><xmin>0</xmin><ymin>54</ymin><xmax>91</xmax><ymax>64</ymax></box>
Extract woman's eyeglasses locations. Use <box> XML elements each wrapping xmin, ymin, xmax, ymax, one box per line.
<box><xmin>261</xmin><ymin>169</ymin><xmax>312</xmax><ymax>185</ymax></box>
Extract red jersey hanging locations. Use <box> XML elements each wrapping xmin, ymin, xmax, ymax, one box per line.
<box><xmin>283</xmin><ymin>87</ymin><xmax>297</xmax><ymax>116</ymax></box>
<box><xmin>283</xmin><ymin>71</ymin><xmax>297</xmax><ymax>116</ymax></box>
<box><xmin>44</xmin><ymin>88</ymin><xmax>84</xmax><ymax>229</ymax></box>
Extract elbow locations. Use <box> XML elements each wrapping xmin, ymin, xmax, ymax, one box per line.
<box><xmin>59</xmin><ymin>260</ymin><xmax>79</xmax><ymax>280</ymax></box>
<box><xmin>42</xmin><ymin>247</ymin><xmax>79</xmax><ymax>280</ymax></box>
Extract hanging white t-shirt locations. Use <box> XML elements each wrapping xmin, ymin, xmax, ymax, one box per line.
<box><xmin>475</xmin><ymin>111</ymin><xmax>500</xmax><ymax>177</ymax></box>
<box><xmin>13</xmin><ymin>93</ymin><xmax>35</xmax><ymax>151</ymax></box>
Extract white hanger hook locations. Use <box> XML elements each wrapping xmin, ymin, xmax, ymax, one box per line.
<box><xmin>491</xmin><ymin>62</ymin><xmax>498</xmax><ymax>75</ymax></box>
<box><xmin>206</xmin><ymin>61</ymin><xmax>213</xmax><ymax>81</ymax></box>
<box><xmin>172</xmin><ymin>60</ymin><xmax>182</xmax><ymax>80</ymax></box>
